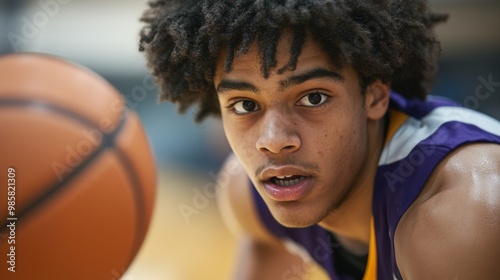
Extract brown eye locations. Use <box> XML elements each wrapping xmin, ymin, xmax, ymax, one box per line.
<box><xmin>308</xmin><ymin>93</ymin><xmax>322</xmax><ymax>105</ymax></box>
<box><xmin>298</xmin><ymin>92</ymin><xmax>328</xmax><ymax>107</ymax></box>
<box><xmin>233</xmin><ymin>100</ymin><xmax>259</xmax><ymax>114</ymax></box>
<box><xmin>242</xmin><ymin>100</ymin><xmax>256</xmax><ymax>111</ymax></box>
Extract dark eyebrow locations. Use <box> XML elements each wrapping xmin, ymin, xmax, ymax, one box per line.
<box><xmin>216</xmin><ymin>80</ymin><xmax>260</xmax><ymax>95</ymax></box>
<box><xmin>278</xmin><ymin>68</ymin><xmax>345</xmax><ymax>91</ymax></box>
<box><xmin>216</xmin><ymin>68</ymin><xmax>344</xmax><ymax>95</ymax></box>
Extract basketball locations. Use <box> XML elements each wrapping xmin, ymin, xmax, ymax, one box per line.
<box><xmin>0</xmin><ymin>54</ymin><xmax>156</xmax><ymax>279</ymax></box>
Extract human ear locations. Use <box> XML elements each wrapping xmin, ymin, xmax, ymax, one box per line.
<box><xmin>364</xmin><ymin>80</ymin><xmax>390</xmax><ymax>121</ymax></box>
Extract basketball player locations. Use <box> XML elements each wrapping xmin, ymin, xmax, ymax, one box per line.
<box><xmin>139</xmin><ymin>1</ymin><xmax>500</xmax><ymax>279</ymax></box>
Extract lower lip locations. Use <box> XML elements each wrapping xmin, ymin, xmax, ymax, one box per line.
<box><xmin>263</xmin><ymin>177</ymin><xmax>313</xmax><ymax>202</ymax></box>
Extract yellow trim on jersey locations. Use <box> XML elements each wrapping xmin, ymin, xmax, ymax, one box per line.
<box><xmin>362</xmin><ymin>217</ymin><xmax>377</xmax><ymax>280</ymax></box>
<box><xmin>385</xmin><ymin>109</ymin><xmax>409</xmax><ymax>145</ymax></box>
<box><xmin>360</xmin><ymin>109</ymin><xmax>409</xmax><ymax>280</ymax></box>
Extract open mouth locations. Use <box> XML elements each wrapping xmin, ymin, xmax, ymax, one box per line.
<box><xmin>270</xmin><ymin>175</ymin><xmax>308</xmax><ymax>187</ymax></box>
<box><xmin>263</xmin><ymin>175</ymin><xmax>313</xmax><ymax>201</ymax></box>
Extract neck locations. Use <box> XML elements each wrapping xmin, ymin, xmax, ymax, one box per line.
<box><xmin>318</xmin><ymin>117</ymin><xmax>386</xmax><ymax>254</ymax></box>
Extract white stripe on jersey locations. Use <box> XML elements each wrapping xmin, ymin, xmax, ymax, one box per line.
<box><xmin>379</xmin><ymin>106</ymin><xmax>500</xmax><ymax>165</ymax></box>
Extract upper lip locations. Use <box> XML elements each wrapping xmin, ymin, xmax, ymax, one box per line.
<box><xmin>259</xmin><ymin>165</ymin><xmax>313</xmax><ymax>182</ymax></box>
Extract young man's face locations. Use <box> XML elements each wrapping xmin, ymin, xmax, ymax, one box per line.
<box><xmin>214</xmin><ymin>35</ymin><xmax>373</xmax><ymax>228</ymax></box>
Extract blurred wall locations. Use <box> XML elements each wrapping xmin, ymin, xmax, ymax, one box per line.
<box><xmin>431</xmin><ymin>0</ymin><xmax>500</xmax><ymax>120</ymax></box>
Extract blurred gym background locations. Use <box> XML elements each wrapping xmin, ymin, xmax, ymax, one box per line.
<box><xmin>1</xmin><ymin>0</ymin><xmax>499</xmax><ymax>279</ymax></box>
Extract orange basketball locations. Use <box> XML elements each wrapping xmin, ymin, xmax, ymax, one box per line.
<box><xmin>0</xmin><ymin>53</ymin><xmax>156</xmax><ymax>280</ymax></box>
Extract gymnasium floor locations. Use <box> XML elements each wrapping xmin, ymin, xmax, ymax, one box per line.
<box><xmin>123</xmin><ymin>169</ymin><xmax>235</xmax><ymax>279</ymax></box>
<box><xmin>124</xmin><ymin>168</ymin><xmax>329</xmax><ymax>280</ymax></box>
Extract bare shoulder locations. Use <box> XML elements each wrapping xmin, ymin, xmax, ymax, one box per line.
<box><xmin>216</xmin><ymin>153</ymin><xmax>281</xmax><ymax>245</ymax></box>
<box><xmin>395</xmin><ymin>143</ymin><xmax>500</xmax><ymax>280</ymax></box>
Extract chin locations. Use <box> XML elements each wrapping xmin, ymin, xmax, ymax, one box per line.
<box><xmin>269</xmin><ymin>202</ymin><xmax>328</xmax><ymax>228</ymax></box>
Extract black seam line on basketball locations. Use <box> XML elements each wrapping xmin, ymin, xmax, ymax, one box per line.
<box><xmin>0</xmin><ymin>108</ymin><xmax>130</xmax><ymax>231</ymax></box>
<box><xmin>114</xmin><ymin>148</ymin><xmax>147</xmax><ymax>269</ymax></box>
<box><xmin>0</xmin><ymin>98</ymin><xmax>104</xmax><ymax>129</ymax></box>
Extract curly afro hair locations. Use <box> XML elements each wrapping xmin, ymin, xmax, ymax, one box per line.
<box><xmin>139</xmin><ymin>0</ymin><xmax>447</xmax><ymax>122</ymax></box>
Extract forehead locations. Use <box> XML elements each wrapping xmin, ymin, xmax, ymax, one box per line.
<box><xmin>214</xmin><ymin>33</ymin><xmax>339</xmax><ymax>83</ymax></box>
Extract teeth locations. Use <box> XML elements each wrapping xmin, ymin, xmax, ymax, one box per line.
<box><xmin>276</xmin><ymin>175</ymin><xmax>293</xmax><ymax>179</ymax></box>
<box><xmin>273</xmin><ymin>176</ymin><xmax>306</xmax><ymax>186</ymax></box>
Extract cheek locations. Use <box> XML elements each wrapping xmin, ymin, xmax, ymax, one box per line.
<box><xmin>312</xmin><ymin>111</ymin><xmax>367</xmax><ymax>167</ymax></box>
<box><xmin>340</xmin><ymin>119</ymin><xmax>369</xmax><ymax>174</ymax></box>
<box><xmin>222</xmin><ymin>118</ymin><xmax>256</xmax><ymax>162</ymax></box>
<box><xmin>222</xmin><ymin>118</ymin><xmax>240</xmax><ymax>151</ymax></box>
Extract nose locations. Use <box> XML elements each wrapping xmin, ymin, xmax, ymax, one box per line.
<box><xmin>255</xmin><ymin>110</ymin><xmax>301</xmax><ymax>155</ymax></box>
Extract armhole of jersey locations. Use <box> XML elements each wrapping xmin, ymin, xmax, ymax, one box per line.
<box><xmin>216</xmin><ymin>153</ymin><xmax>282</xmax><ymax>246</ymax></box>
